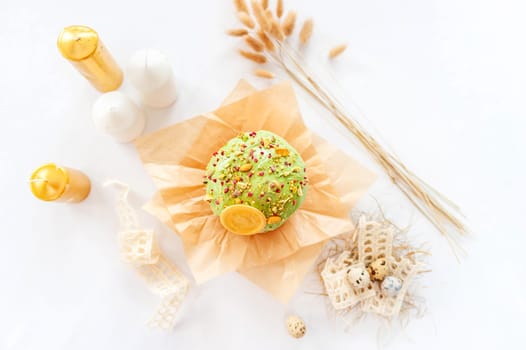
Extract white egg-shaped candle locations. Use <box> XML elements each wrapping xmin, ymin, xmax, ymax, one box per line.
<box><xmin>92</xmin><ymin>91</ymin><xmax>146</xmax><ymax>143</ymax></box>
<box><xmin>126</xmin><ymin>49</ymin><xmax>177</xmax><ymax>108</ymax></box>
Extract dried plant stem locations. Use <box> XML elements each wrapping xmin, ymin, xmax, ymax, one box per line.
<box><xmin>254</xmin><ymin>69</ymin><xmax>275</xmax><ymax>79</ymax></box>
<box><xmin>251</xmin><ymin>0</ymin><xmax>270</xmax><ymax>31</ymax></box>
<box><xmin>227</xmin><ymin>1</ymin><xmax>467</xmax><ymax>254</ymax></box>
<box><xmin>299</xmin><ymin>18</ymin><xmax>314</xmax><ymax>45</ymax></box>
<box><xmin>238</xmin><ymin>11</ymin><xmax>255</xmax><ymax>28</ymax></box>
<box><xmin>269</xmin><ymin>15</ymin><xmax>285</xmax><ymax>41</ymax></box>
<box><xmin>234</xmin><ymin>0</ymin><xmax>249</xmax><ymax>13</ymax></box>
<box><xmin>227</xmin><ymin>28</ymin><xmax>249</xmax><ymax>36</ymax></box>
<box><xmin>244</xmin><ymin>35</ymin><xmax>264</xmax><ymax>52</ymax></box>
<box><xmin>257</xmin><ymin>31</ymin><xmax>275</xmax><ymax>51</ymax></box>
<box><xmin>405</xmin><ymin>250</ymin><xmax>432</xmax><ymax>257</ymax></box>
<box><xmin>283</xmin><ymin>46</ymin><xmax>466</xmax><ymax>256</ymax></box>
<box><xmin>329</xmin><ymin>44</ymin><xmax>347</xmax><ymax>58</ymax></box>
<box><xmin>239</xmin><ymin>49</ymin><xmax>267</xmax><ymax>64</ymax></box>
<box><xmin>281</xmin><ymin>11</ymin><xmax>297</xmax><ymax>36</ymax></box>
<box><xmin>276</xmin><ymin>0</ymin><xmax>284</xmax><ymax>18</ymax></box>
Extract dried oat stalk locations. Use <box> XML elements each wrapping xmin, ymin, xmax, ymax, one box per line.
<box><xmin>244</xmin><ymin>35</ymin><xmax>264</xmax><ymax>52</ymax></box>
<box><xmin>257</xmin><ymin>31</ymin><xmax>275</xmax><ymax>51</ymax></box>
<box><xmin>226</xmin><ymin>28</ymin><xmax>249</xmax><ymax>36</ymax></box>
<box><xmin>238</xmin><ymin>11</ymin><xmax>255</xmax><ymax>28</ymax></box>
<box><xmin>329</xmin><ymin>44</ymin><xmax>347</xmax><ymax>58</ymax></box>
<box><xmin>281</xmin><ymin>11</ymin><xmax>297</xmax><ymax>36</ymax></box>
<box><xmin>234</xmin><ymin>0</ymin><xmax>249</xmax><ymax>13</ymax></box>
<box><xmin>299</xmin><ymin>18</ymin><xmax>314</xmax><ymax>45</ymax></box>
<box><xmin>251</xmin><ymin>0</ymin><xmax>270</xmax><ymax>32</ymax></box>
<box><xmin>276</xmin><ymin>0</ymin><xmax>284</xmax><ymax>18</ymax></box>
<box><xmin>226</xmin><ymin>0</ymin><xmax>468</xmax><ymax>256</ymax></box>
<box><xmin>239</xmin><ymin>49</ymin><xmax>267</xmax><ymax>63</ymax></box>
<box><xmin>254</xmin><ymin>69</ymin><xmax>275</xmax><ymax>79</ymax></box>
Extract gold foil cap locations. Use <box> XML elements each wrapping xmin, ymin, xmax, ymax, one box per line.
<box><xmin>57</xmin><ymin>25</ymin><xmax>99</xmax><ymax>61</ymax></box>
<box><xmin>30</xmin><ymin>163</ymin><xmax>68</xmax><ymax>201</ymax></box>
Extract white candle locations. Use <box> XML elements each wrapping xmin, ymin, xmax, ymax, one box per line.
<box><xmin>126</xmin><ymin>49</ymin><xmax>177</xmax><ymax>108</ymax></box>
<box><xmin>92</xmin><ymin>91</ymin><xmax>146</xmax><ymax>143</ymax></box>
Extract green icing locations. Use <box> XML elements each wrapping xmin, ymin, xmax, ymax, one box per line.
<box><xmin>204</xmin><ymin>130</ymin><xmax>309</xmax><ymax>232</ymax></box>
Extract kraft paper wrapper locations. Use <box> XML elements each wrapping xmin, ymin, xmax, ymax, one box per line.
<box><xmin>137</xmin><ymin>81</ymin><xmax>375</xmax><ymax>303</ymax></box>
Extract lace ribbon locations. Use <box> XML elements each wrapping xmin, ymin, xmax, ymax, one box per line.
<box><xmin>105</xmin><ymin>180</ymin><xmax>189</xmax><ymax>329</ymax></box>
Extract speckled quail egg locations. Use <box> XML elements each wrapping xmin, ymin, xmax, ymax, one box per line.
<box><xmin>381</xmin><ymin>276</ymin><xmax>403</xmax><ymax>297</ymax></box>
<box><xmin>347</xmin><ymin>265</ymin><xmax>371</xmax><ymax>288</ymax></box>
<box><xmin>286</xmin><ymin>315</ymin><xmax>306</xmax><ymax>338</ymax></box>
<box><xmin>368</xmin><ymin>258</ymin><xmax>389</xmax><ymax>281</ymax></box>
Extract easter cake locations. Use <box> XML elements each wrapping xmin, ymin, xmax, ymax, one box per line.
<box><xmin>204</xmin><ymin>130</ymin><xmax>309</xmax><ymax>235</ymax></box>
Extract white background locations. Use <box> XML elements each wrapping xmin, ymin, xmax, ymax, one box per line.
<box><xmin>1</xmin><ymin>0</ymin><xmax>525</xmax><ymax>349</ymax></box>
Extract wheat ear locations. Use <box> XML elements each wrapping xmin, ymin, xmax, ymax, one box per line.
<box><xmin>251</xmin><ymin>0</ymin><xmax>270</xmax><ymax>31</ymax></box>
<box><xmin>257</xmin><ymin>31</ymin><xmax>275</xmax><ymax>51</ymax></box>
<box><xmin>227</xmin><ymin>28</ymin><xmax>249</xmax><ymax>36</ymax></box>
<box><xmin>281</xmin><ymin>11</ymin><xmax>297</xmax><ymax>36</ymax></box>
<box><xmin>299</xmin><ymin>18</ymin><xmax>314</xmax><ymax>45</ymax></box>
<box><xmin>276</xmin><ymin>0</ymin><xmax>284</xmax><ymax>18</ymax></box>
<box><xmin>244</xmin><ymin>35</ymin><xmax>264</xmax><ymax>52</ymax></box>
<box><xmin>238</xmin><ymin>11</ymin><xmax>255</xmax><ymax>28</ymax></box>
<box><xmin>239</xmin><ymin>49</ymin><xmax>267</xmax><ymax>64</ymax></box>
<box><xmin>254</xmin><ymin>69</ymin><xmax>275</xmax><ymax>79</ymax></box>
<box><xmin>234</xmin><ymin>0</ymin><xmax>249</xmax><ymax>13</ymax></box>
<box><xmin>329</xmin><ymin>44</ymin><xmax>347</xmax><ymax>58</ymax></box>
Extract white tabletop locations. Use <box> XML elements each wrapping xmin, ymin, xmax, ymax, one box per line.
<box><xmin>2</xmin><ymin>0</ymin><xmax>525</xmax><ymax>349</ymax></box>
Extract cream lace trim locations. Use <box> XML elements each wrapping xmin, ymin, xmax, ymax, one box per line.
<box><xmin>106</xmin><ymin>180</ymin><xmax>189</xmax><ymax>330</ymax></box>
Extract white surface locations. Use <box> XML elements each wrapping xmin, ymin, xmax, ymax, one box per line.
<box><xmin>1</xmin><ymin>0</ymin><xmax>525</xmax><ymax>349</ymax></box>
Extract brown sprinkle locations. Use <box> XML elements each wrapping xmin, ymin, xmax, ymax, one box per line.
<box><xmin>276</xmin><ymin>0</ymin><xmax>284</xmax><ymax>18</ymax></box>
<box><xmin>251</xmin><ymin>0</ymin><xmax>269</xmax><ymax>32</ymax></box>
<box><xmin>238</xmin><ymin>11</ymin><xmax>255</xmax><ymax>28</ymax></box>
<box><xmin>299</xmin><ymin>18</ymin><xmax>314</xmax><ymax>45</ymax></box>
<box><xmin>244</xmin><ymin>35</ymin><xmax>264</xmax><ymax>52</ymax></box>
<box><xmin>240</xmin><ymin>163</ymin><xmax>253</xmax><ymax>172</ymax></box>
<box><xmin>257</xmin><ymin>31</ymin><xmax>275</xmax><ymax>51</ymax></box>
<box><xmin>281</xmin><ymin>10</ymin><xmax>296</xmax><ymax>36</ymax></box>
<box><xmin>254</xmin><ymin>69</ymin><xmax>275</xmax><ymax>79</ymax></box>
<box><xmin>239</xmin><ymin>49</ymin><xmax>267</xmax><ymax>64</ymax></box>
<box><xmin>226</xmin><ymin>28</ymin><xmax>249</xmax><ymax>36</ymax></box>
<box><xmin>329</xmin><ymin>44</ymin><xmax>347</xmax><ymax>59</ymax></box>
<box><xmin>234</xmin><ymin>0</ymin><xmax>249</xmax><ymax>13</ymax></box>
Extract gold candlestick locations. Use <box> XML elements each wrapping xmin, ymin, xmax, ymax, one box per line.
<box><xmin>57</xmin><ymin>25</ymin><xmax>123</xmax><ymax>92</ymax></box>
<box><xmin>30</xmin><ymin>163</ymin><xmax>91</xmax><ymax>202</ymax></box>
